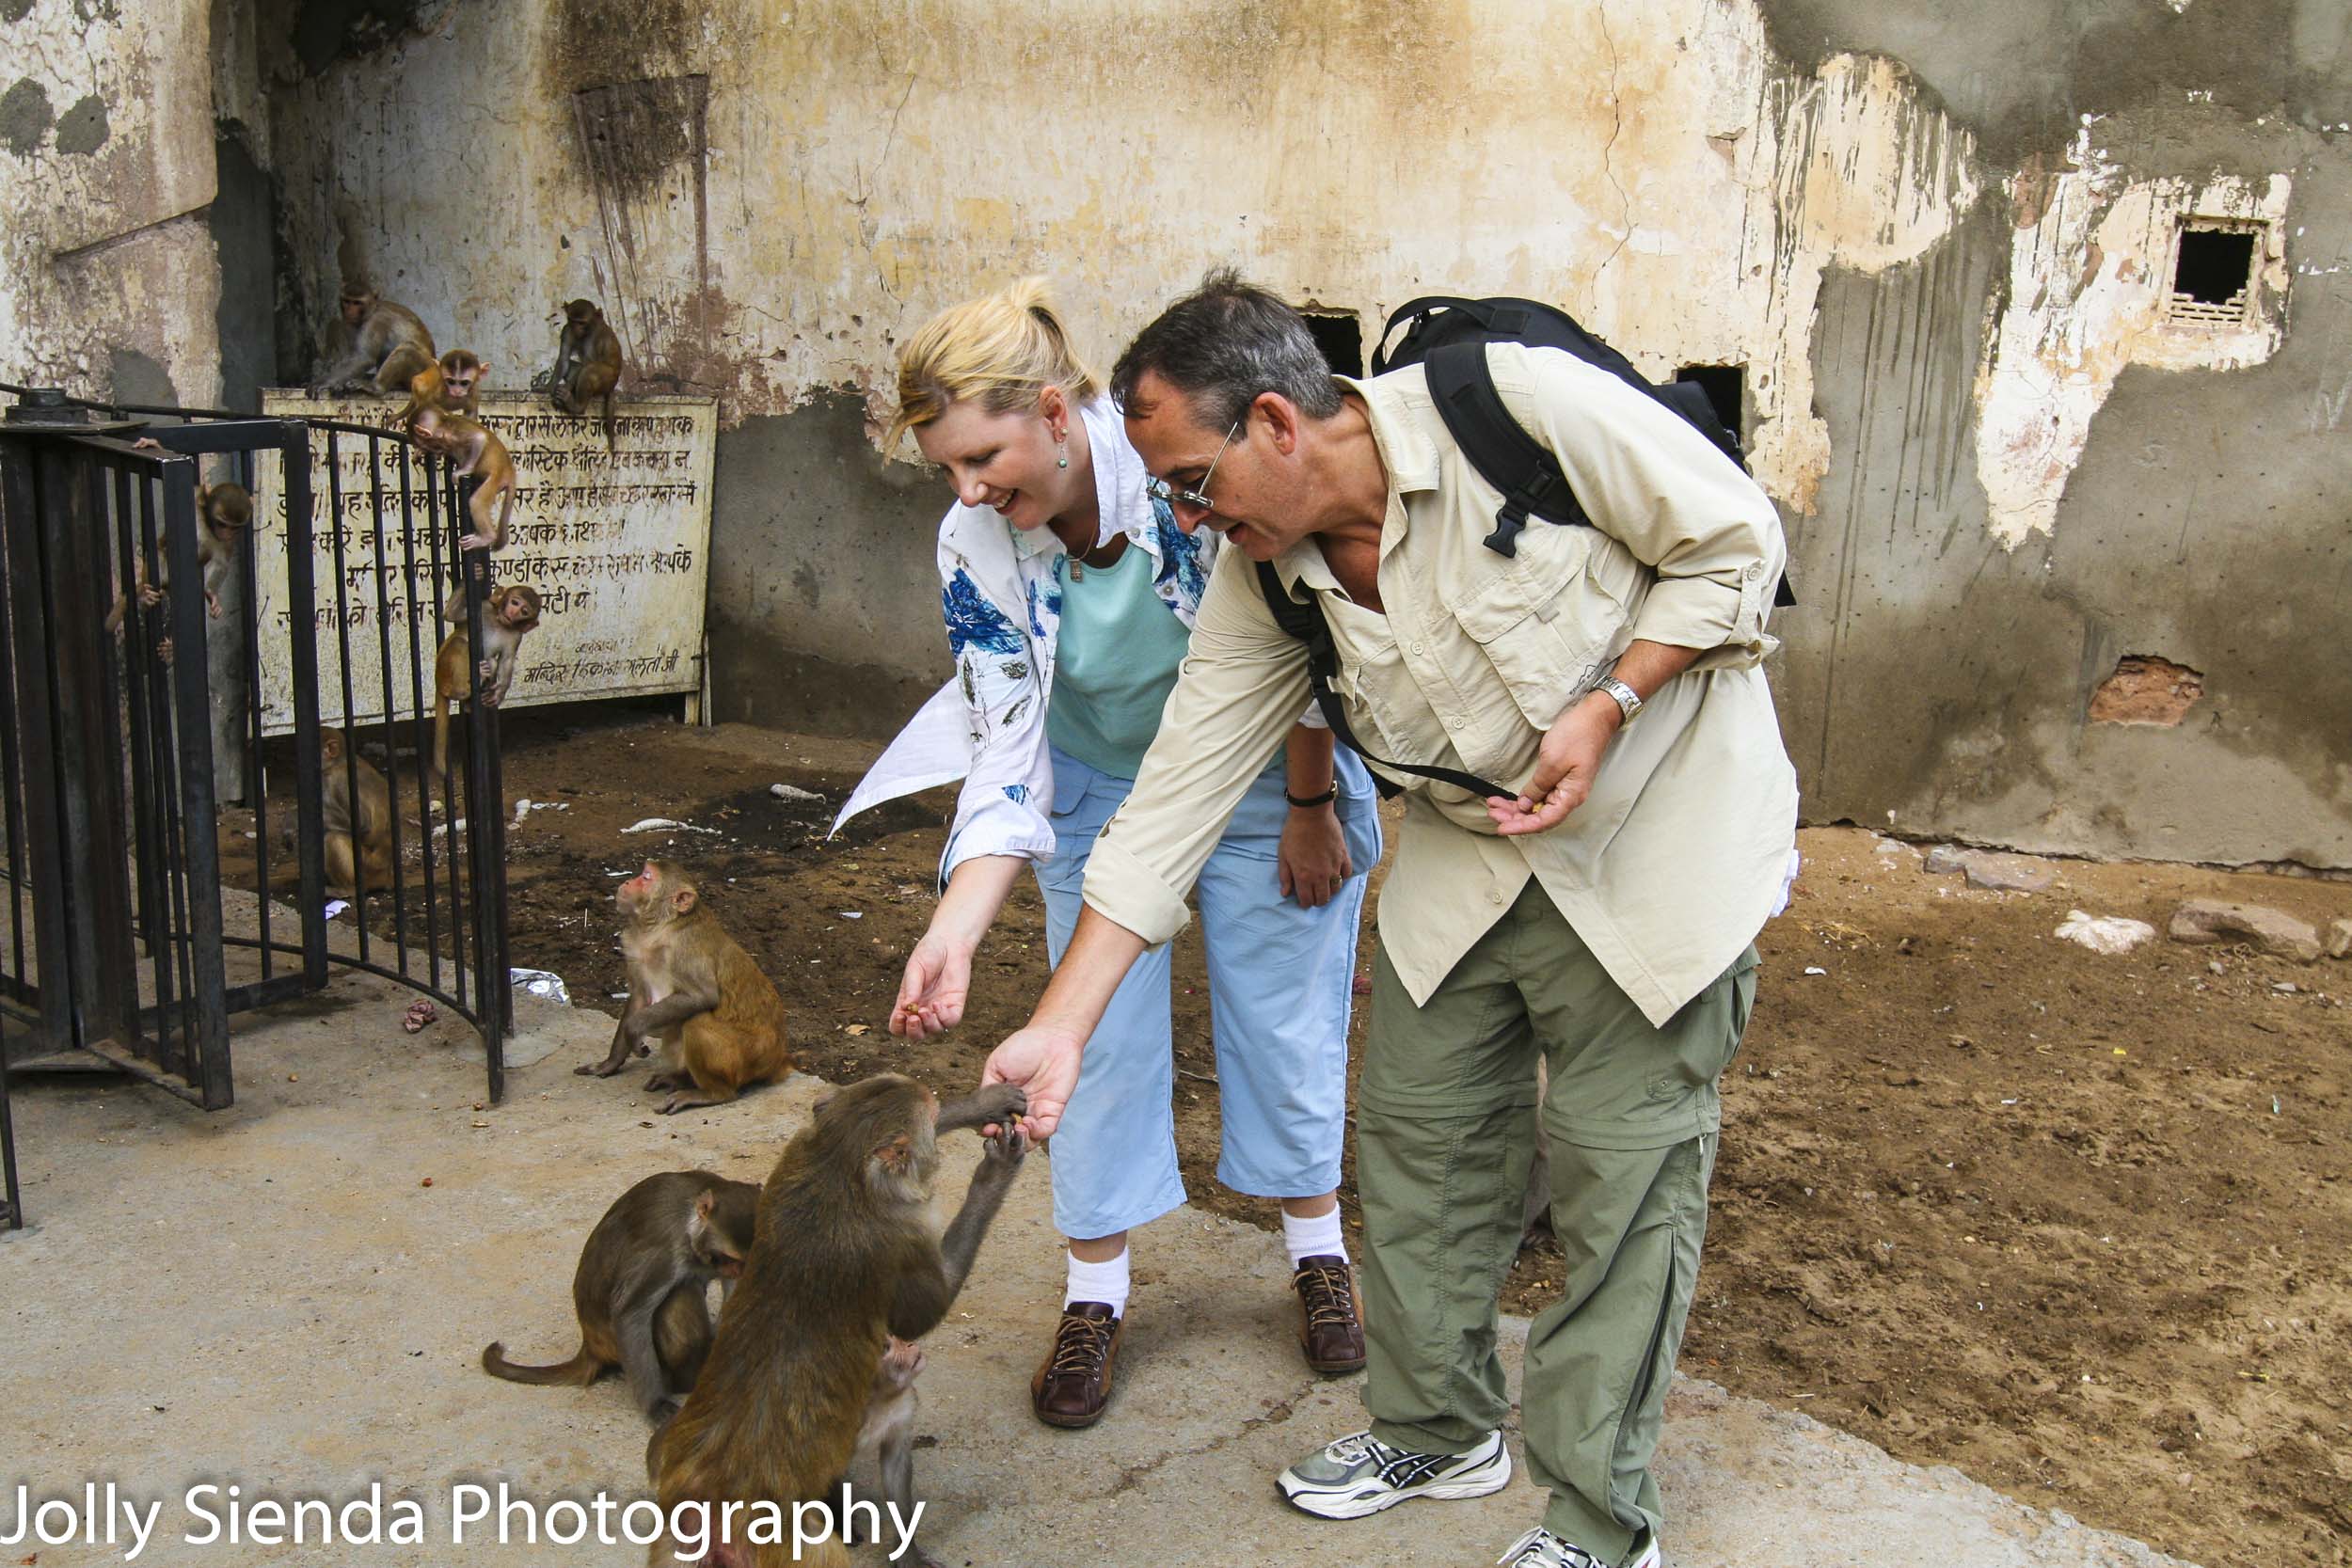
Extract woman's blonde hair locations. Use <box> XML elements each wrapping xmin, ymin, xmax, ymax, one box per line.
<box><xmin>887</xmin><ymin>277</ymin><xmax>1101</xmax><ymax>450</ymax></box>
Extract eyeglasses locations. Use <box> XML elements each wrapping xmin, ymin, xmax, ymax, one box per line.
<box><xmin>1144</xmin><ymin>420</ymin><xmax>1241</xmax><ymax>515</ymax></box>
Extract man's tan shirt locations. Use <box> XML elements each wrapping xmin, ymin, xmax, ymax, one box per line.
<box><xmin>1084</xmin><ymin>343</ymin><xmax>1799</xmax><ymax>1026</ymax></box>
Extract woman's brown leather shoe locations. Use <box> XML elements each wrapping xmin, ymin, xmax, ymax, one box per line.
<box><xmin>1293</xmin><ymin>1256</ymin><xmax>1366</xmax><ymax>1374</ymax></box>
<box><xmin>1031</xmin><ymin>1301</ymin><xmax>1124</xmax><ymax>1428</ymax></box>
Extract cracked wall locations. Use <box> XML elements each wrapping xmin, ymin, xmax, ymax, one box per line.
<box><xmin>0</xmin><ymin>0</ymin><xmax>224</xmax><ymax>406</ymax></box>
<box><xmin>260</xmin><ymin>0</ymin><xmax>2352</xmax><ymax>862</ymax></box>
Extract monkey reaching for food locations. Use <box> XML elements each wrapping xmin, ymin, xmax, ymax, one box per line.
<box><xmin>484</xmin><ymin>1169</ymin><xmax>758</xmax><ymax>1423</ymax></box>
<box><xmin>579</xmin><ymin>861</ymin><xmax>793</xmax><ymax>1115</ymax></box>
<box><xmin>549</xmin><ymin>297</ymin><xmax>623</xmax><ymax>450</ymax></box>
<box><xmin>429</xmin><ymin>581</ymin><xmax>541</xmax><ymax>786</ymax></box>
<box><xmin>646</xmin><ymin>1075</ymin><xmax>1030</xmax><ymax>1568</ymax></box>
<box><xmin>319</xmin><ymin>726</ymin><xmax>396</xmax><ymax>895</ymax></box>
<box><xmin>311</xmin><ymin>285</ymin><xmax>437</xmax><ymax>399</ymax></box>
<box><xmin>406</xmin><ymin>404</ymin><xmax>516</xmax><ymax>553</ymax></box>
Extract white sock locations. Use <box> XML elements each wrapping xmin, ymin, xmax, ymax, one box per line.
<box><xmin>1282</xmin><ymin>1206</ymin><xmax>1347</xmax><ymax>1268</ymax></box>
<box><xmin>1063</xmin><ymin>1248</ymin><xmax>1131</xmax><ymax>1317</ymax></box>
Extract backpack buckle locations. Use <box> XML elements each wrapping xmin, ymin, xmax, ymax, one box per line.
<box><xmin>1484</xmin><ymin>497</ymin><xmax>1531</xmax><ymax>558</ymax></box>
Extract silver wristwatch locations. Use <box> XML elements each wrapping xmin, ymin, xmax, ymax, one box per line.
<box><xmin>1597</xmin><ymin>675</ymin><xmax>1644</xmax><ymax>724</ymax></box>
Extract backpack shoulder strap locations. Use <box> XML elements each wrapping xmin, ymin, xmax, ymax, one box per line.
<box><xmin>1251</xmin><ymin>560</ymin><xmax>1506</xmax><ymax>801</ymax></box>
<box><xmin>1422</xmin><ymin>341</ymin><xmax>1590</xmax><ymax>559</ymax></box>
<box><xmin>1422</xmin><ymin>343</ymin><xmax>1799</xmax><ymax>607</ymax></box>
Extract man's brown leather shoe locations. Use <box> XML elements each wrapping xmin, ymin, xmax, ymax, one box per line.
<box><xmin>1294</xmin><ymin>1256</ymin><xmax>1366</xmax><ymax>1374</ymax></box>
<box><xmin>1031</xmin><ymin>1301</ymin><xmax>1124</xmax><ymax>1428</ymax></box>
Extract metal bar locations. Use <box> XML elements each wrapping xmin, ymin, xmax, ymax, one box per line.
<box><xmin>368</xmin><ymin>430</ymin><xmax>407</xmax><ymax>961</ymax></box>
<box><xmin>432</xmin><ymin>462</ymin><xmax>469</xmax><ymax>1015</ymax></box>
<box><xmin>109</xmin><ymin>464</ymin><xmax>167</xmax><ymax>967</ymax></box>
<box><xmin>244</xmin><ymin>454</ymin><xmax>272</xmax><ymax>979</ymax></box>
<box><xmin>0</xmin><ymin>435</ymin><xmax>74</xmax><ymax>1062</ymax></box>
<box><xmin>415</xmin><ymin>451</ymin><xmax>448</xmax><ymax>995</ymax></box>
<box><xmin>0</xmin><ymin>1028</ymin><xmax>19</xmax><ymax>1228</ymax></box>
<box><xmin>160</xmin><ymin>457</ymin><xmax>233</xmax><ymax>1110</ymax></box>
<box><xmin>325</xmin><ymin>428</ymin><xmax>367</xmax><ymax>967</ymax></box>
<box><xmin>0</xmin><ymin>456</ymin><xmax>26</xmax><ymax>998</ymax></box>
<box><xmin>45</xmin><ymin>441</ymin><xmax>137</xmax><ymax>1066</ymax></box>
<box><xmin>455</xmin><ymin>475</ymin><xmax>503</xmax><ymax>1101</ymax></box>
<box><xmin>135</xmin><ymin>467</ymin><xmax>193</xmax><ymax>1080</ymax></box>
<box><xmin>394</xmin><ymin>440</ymin><xmax>431</xmax><ymax>985</ymax></box>
<box><xmin>280</xmin><ymin>423</ymin><xmax>328</xmax><ymax>990</ymax></box>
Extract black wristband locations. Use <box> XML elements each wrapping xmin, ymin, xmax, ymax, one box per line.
<box><xmin>1284</xmin><ymin>787</ymin><xmax>1338</xmax><ymax>809</ymax></box>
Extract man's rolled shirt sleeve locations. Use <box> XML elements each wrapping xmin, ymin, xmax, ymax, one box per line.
<box><xmin>1080</xmin><ymin>545</ymin><xmax>1312</xmax><ymax>943</ymax></box>
<box><xmin>1507</xmin><ymin>345</ymin><xmax>1786</xmax><ymax>665</ymax></box>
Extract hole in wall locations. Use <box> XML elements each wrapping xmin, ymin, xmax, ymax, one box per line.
<box><xmin>2089</xmin><ymin>655</ymin><xmax>2204</xmax><ymax>726</ymax></box>
<box><xmin>1300</xmin><ymin>311</ymin><xmax>1364</xmax><ymax>378</ymax></box>
<box><xmin>2167</xmin><ymin>224</ymin><xmax>2259</xmax><ymax>325</ymax></box>
<box><xmin>1675</xmin><ymin>363</ymin><xmax>1745</xmax><ymax>439</ymax></box>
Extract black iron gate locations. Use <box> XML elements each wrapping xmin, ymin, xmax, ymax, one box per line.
<box><xmin>0</xmin><ymin>388</ymin><xmax>517</xmax><ymax>1228</ymax></box>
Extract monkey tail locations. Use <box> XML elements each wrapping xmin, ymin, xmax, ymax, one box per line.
<box><xmin>481</xmin><ymin>1340</ymin><xmax>603</xmax><ymax>1386</ymax></box>
<box><xmin>431</xmin><ymin>697</ymin><xmax>453</xmax><ymax>789</ymax></box>
<box><xmin>600</xmin><ymin>388</ymin><xmax>616</xmax><ymax>453</ymax></box>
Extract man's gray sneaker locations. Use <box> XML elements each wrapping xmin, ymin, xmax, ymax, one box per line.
<box><xmin>1277</xmin><ymin>1428</ymin><xmax>1511</xmax><ymax>1519</ymax></box>
<box><xmin>1497</xmin><ymin>1526</ymin><xmax>1662</xmax><ymax>1568</ymax></box>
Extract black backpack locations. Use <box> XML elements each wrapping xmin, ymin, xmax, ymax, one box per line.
<box><xmin>1255</xmin><ymin>294</ymin><xmax>1793</xmax><ymax>800</ymax></box>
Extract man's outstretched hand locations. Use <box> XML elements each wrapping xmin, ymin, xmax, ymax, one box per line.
<box><xmin>978</xmin><ymin>1023</ymin><xmax>1087</xmax><ymax>1141</ymax></box>
<box><xmin>1487</xmin><ymin>692</ymin><xmax>1619</xmax><ymax>836</ymax></box>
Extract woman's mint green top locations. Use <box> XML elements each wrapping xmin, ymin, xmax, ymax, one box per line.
<box><xmin>1044</xmin><ymin>543</ymin><xmax>1193</xmax><ymax>779</ymax></box>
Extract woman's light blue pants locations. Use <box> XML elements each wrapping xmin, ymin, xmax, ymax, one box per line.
<box><xmin>1035</xmin><ymin>744</ymin><xmax>1380</xmax><ymax>1241</ymax></box>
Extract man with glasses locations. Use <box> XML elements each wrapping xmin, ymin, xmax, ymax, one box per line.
<box><xmin>979</xmin><ymin>268</ymin><xmax>1797</xmax><ymax>1568</ymax></box>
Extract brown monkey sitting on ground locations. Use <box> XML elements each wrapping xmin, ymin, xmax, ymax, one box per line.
<box><xmin>320</xmin><ymin>727</ymin><xmax>395</xmax><ymax>895</ymax></box>
<box><xmin>312</xmin><ymin>285</ymin><xmax>437</xmax><ymax>398</ymax></box>
<box><xmin>406</xmin><ymin>404</ymin><xmax>516</xmax><ymax>553</ymax></box>
<box><xmin>646</xmin><ymin>1075</ymin><xmax>1029</xmax><ymax>1568</ymax></box>
<box><xmin>484</xmin><ymin>1170</ymin><xmax>757</xmax><ymax>1422</ymax></box>
<box><xmin>580</xmin><ymin>861</ymin><xmax>792</xmax><ymax>1115</ymax></box>
<box><xmin>429</xmin><ymin>581</ymin><xmax>541</xmax><ymax>787</ymax></box>
<box><xmin>549</xmin><ymin>297</ymin><xmax>623</xmax><ymax>450</ymax></box>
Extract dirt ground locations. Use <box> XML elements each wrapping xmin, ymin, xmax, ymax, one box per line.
<box><xmin>228</xmin><ymin>705</ymin><xmax>2351</xmax><ymax>1568</ymax></box>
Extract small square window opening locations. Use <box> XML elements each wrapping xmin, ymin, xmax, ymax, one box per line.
<box><xmin>2168</xmin><ymin>224</ymin><xmax>2259</xmax><ymax>325</ymax></box>
<box><xmin>1301</xmin><ymin>311</ymin><xmax>1365</xmax><ymax>379</ymax></box>
<box><xmin>1675</xmin><ymin>363</ymin><xmax>1746</xmax><ymax>441</ymax></box>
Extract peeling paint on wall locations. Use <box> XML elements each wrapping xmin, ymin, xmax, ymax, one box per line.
<box><xmin>1973</xmin><ymin>119</ymin><xmax>2290</xmax><ymax>549</ymax></box>
<box><xmin>0</xmin><ymin>0</ymin><xmax>223</xmax><ymax>407</ymax></box>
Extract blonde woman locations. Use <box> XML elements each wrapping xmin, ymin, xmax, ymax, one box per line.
<box><xmin>834</xmin><ymin>279</ymin><xmax>1380</xmax><ymax>1429</ymax></box>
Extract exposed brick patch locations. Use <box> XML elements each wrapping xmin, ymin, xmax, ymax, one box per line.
<box><xmin>2090</xmin><ymin>656</ymin><xmax>2203</xmax><ymax>726</ymax></box>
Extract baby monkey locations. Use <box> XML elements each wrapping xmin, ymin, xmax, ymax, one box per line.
<box><xmin>429</xmin><ymin>581</ymin><xmax>542</xmax><ymax>786</ymax></box>
<box><xmin>484</xmin><ymin>1169</ymin><xmax>758</xmax><ymax>1423</ymax></box>
<box><xmin>647</xmin><ymin>1075</ymin><xmax>1028</xmax><ymax>1568</ymax></box>
<box><xmin>407</xmin><ymin>403</ymin><xmax>516</xmax><ymax>553</ymax></box>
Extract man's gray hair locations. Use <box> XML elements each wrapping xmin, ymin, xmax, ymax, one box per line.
<box><xmin>1109</xmin><ymin>268</ymin><xmax>1345</xmax><ymax>432</ymax></box>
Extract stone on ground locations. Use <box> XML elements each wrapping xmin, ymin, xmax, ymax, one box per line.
<box><xmin>2167</xmin><ymin>898</ymin><xmax>2322</xmax><ymax>963</ymax></box>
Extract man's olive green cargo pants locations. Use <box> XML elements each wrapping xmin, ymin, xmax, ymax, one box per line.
<box><xmin>1357</xmin><ymin>882</ymin><xmax>1757</xmax><ymax>1563</ymax></box>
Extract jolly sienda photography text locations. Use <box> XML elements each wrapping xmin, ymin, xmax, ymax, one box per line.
<box><xmin>1</xmin><ymin>1481</ymin><xmax>927</xmax><ymax>1562</ymax></box>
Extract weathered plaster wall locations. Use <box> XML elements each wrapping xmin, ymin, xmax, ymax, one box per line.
<box><xmin>0</xmin><ymin>0</ymin><xmax>225</xmax><ymax>408</ymax></box>
<box><xmin>262</xmin><ymin>0</ymin><xmax>2352</xmax><ymax>862</ymax></box>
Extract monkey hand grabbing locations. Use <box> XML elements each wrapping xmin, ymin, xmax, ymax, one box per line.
<box><xmin>549</xmin><ymin>298</ymin><xmax>623</xmax><ymax>451</ymax></box>
<box><xmin>484</xmin><ymin>1170</ymin><xmax>757</xmax><ymax>1424</ymax></box>
<box><xmin>580</xmin><ymin>861</ymin><xmax>793</xmax><ymax>1116</ymax></box>
<box><xmin>407</xmin><ymin>404</ymin><xmax>516</xmax><ymax>553</ymax></box>
<box><xmin>104</xmin><ymin>480</ymin><xmax>250</xmax><ymax>640</ymax></box>
<box><xmin>429</xmin><ymin>582</ymin><xmax>541</xmax><ymax>786</ymax></box>
<box><xmin>313</xmin><ymin>285</ymin><xmax>437</xmax><ymax>399</ymax></box>
<box><xmin>646</xmin><ymin>1076</ymin><xmax>1030</xmax><ymax>1568</ymax></box>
